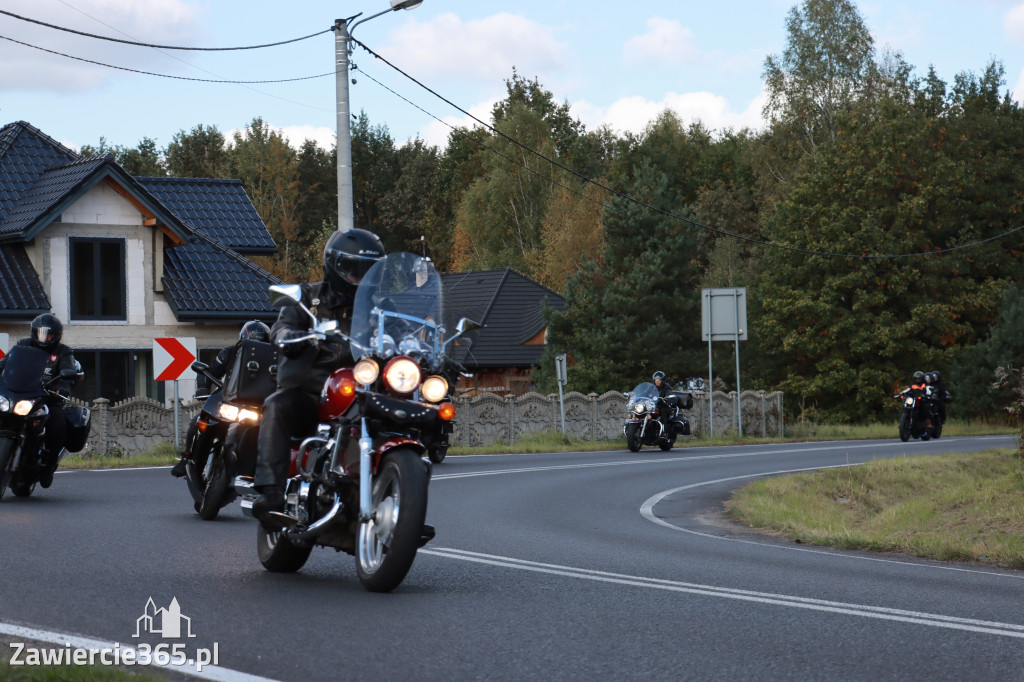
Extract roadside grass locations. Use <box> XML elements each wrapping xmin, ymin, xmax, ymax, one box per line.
<box><xmin>726</xmin><ymin>448</ymin><xmax>1024</xmax><ymax>569</ymax></box>
<box><xmin>59</xmin><ymin>441</ymin><xmax>179</xmax><ymax>470</ymax></box>
<box><xmin>447</xmin><ymin>418</ymin><xmax>1011</xmax><ymax>455</ymax></box>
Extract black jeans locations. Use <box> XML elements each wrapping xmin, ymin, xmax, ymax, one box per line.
<box><xmin>253</xmin><ymin>388</ymin><xmax>319</xmax><ymax>490</ymax></box>
<box><xmin>42</xmin><ymin>399</ymin><xmax>66</xmax><ymax>468</ymax></box>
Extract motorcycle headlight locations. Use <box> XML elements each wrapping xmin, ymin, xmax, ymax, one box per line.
<box><xmin>904</xmin><ymin>397</ymin><xmax>914</xmax><ymax>407</ymax></box>
<box><xmin>633</xmin><ymin>402</ymin><xmax>646</xmax><ymax>414</ymax></box>
<box><xmin>0</xmin><ymin>395</ymin><xmax>9</xmax><ymax>412</ymax></box>
<box><xmin>421</xmin><ymin>375</ymin><xmax>449</xmax><ymax>403</ymax></box>
<box><xmin>353</xmin><ymin>358</ymin><xmax>380</xmax><ymax>385</ymax></box>
<box><xmin>238</xmin><ymin>408</ymin><xmax>260</xmax><ymax>423</ymax></box>
<box><xmin>383</xmin><ymin>357</ymin><xmax>421</xmax><ymax>395</ymax></box>
<box><xmin>218</xmin><ymin>403</ymin><xmax>240</xmax><ymax>422</ymax></box>
<box><xmin>13</xmin><ymin>400</ymin><xmax>35</xmax><ymax>416</ymax></box>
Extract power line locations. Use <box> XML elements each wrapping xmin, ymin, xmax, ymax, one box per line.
<box><xmin>0</xmin><ymin>8</ymin><xmax>330</xmax><ymax>50</ymax></box>
<box><xmin>0</xmin><ymin>34</ymin><xmax>333</xmax><ymax>84</ymax></box>
<box><xmin>352</xmin><ymin>37</ymin><xmax>1024</xmax><ymax>261</ymax></box>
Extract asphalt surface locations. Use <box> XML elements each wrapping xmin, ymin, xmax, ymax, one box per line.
<box><xmin>0</xmin><ymin>435</ymin><xmax>1021</xmax><ymax>681</ymax></box>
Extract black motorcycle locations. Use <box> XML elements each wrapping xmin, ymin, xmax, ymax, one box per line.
<box><xmin>623</xmin><ymin>381</ymin><xmax>692</xmax><ymax>452</ymax></box>
<box><xmin>895</xmin><ymin>386</ymin><xmax>939</xmax><ymax>442</ymax></box>
<box><xmin>185</xmin><ymin>340</ymin><xmax>277</xmax><ymax>520</ymax></box>
<box><xmin>0</xmin><ymin>346</ymin><xmax>90</xmax><ymax>500</ymax></box>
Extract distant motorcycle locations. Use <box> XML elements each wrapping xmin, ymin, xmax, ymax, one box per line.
<box><xmin>895</xmin><ymin>386</ymin><xmax>939</xmax><ymax>442</ymax></box>
<box><xmin>185</xmin><ymin>340</ymin><xmax>277</xmax><ymax>520</ymax></box>
<box><xmin>623</xmin><ymin>381</ymin><xmax>692</xmax><ymax>452</ymax></box>
<box><xmin>0</xmin><ymin>346</ymin><xmax>90</xmax><ymax>500</ymax></box>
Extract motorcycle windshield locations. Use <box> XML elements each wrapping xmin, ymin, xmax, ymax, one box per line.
<box><xmin>629</xmin><ymin>382</ymin><xmax>659</xmax><ymax>400</ymax></box>
<box><xmin>0</xmin><ymin>345</ymin><xmax>50</xmax><ymax>397</ymax></box>
<box><xmin>350</xmin><ymin>252</ymin><xmax>450</xmax><ymax>371</ymax></box>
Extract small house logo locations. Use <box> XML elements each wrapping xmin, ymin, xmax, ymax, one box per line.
<box><xmin>133</xmin><ymin>597</ymin><xmax>196</xmax><ymax>639</ymax></box>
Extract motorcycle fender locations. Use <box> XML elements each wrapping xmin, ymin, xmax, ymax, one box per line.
<box><xmin>377</xmin><ymin>437</ymin><xmax>427</xmax><ymax>468</ymax></box>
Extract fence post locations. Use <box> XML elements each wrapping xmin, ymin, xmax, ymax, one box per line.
<box><xmin>92</xmin><ymin>398</ymin><xmax>109</xmax><ymax>456</ymax></box>
<box><xmin>589</xmin><ymin>393</ymin><xmax>599</xmax><ymax>441</ymax></box>
<box><xmin>505</xmin><ymin>394</ymin><xmax>515</xmax><ymax>445</ymax></box>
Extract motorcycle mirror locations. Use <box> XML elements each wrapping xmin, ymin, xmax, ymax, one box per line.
<box><xmin>191</xmin><ymin>361</ymin><xmax>209</xmax><ymax>373</ymax></box>
<box><xmin>456</xmin><ymin>317</ymin><xmax>482</xmax><ymax>334</ymax></box>
<box><xmin>269</xmin><ymin>284</ymin><xmax>303</xmax><ymax>308</ymax></box>
<box><xmin>60</xmin><ymin>368</ymin><xmax>78</xmax><ymax>379</ymax></box>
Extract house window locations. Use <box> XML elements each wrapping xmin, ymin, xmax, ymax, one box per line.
<box><xmin>70</xmin><ymin>238</ymin><xmax>126</xmax><ymax>320</ymax></box>
<box><xmin>75</xmin><ymin>350</ymin><xmax>160</xmax><ymax>403</ymax></box>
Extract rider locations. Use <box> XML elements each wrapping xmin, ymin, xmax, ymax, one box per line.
<box><xmin>0</xmin><ymin>313</ymin><xmax>79</xmax><ymax>488</ymax></box>
<box><xmin>930</xmin><ymin>370</ymin><xmax>949</xmax><ymax>425</ymax></box>
<box><xmin>251</xmin><ymin>229</ymin><xmax>385</xmax><ymax>521</ymax></box>
<box><xmin>170</xmin><ymin>320</ymin><xmax>271</xmax><ymax>479</ymax></box>
<box><xmin>652</xmin><ymin>371</ymin><xmax>678</xmax><ymax>434</ymax></box>
<box><xmin>905</xmin><ymin>371</ymin><xmax>932</xmax><ymax>429</ymax></box>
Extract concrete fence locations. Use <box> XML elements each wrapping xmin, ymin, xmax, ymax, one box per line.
<box><xmin>72</xmin><ymin>389</ymin><xmax>782</xmax><ymax>455</ymax></box>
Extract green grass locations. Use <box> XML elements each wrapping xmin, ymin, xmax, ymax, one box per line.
<box><xmin>0</xmin><ymin>661</ymin><xmax>161</xmax><ymax>681</ymax></box>
<box><xmin>726</xmin><ymin>448</ymin><xmax>1024</xmax><ymax>569</ymax></box>
<box><xmin>60</xmin><ymin>441</ymin><xmax>179</xmax><ymax>470</ymax></box>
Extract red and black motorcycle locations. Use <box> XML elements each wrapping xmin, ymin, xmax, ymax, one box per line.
<box><xmin>241</xmin><ymin>253</ymin><xmax>478</xmax><ymax>592</ymax></box>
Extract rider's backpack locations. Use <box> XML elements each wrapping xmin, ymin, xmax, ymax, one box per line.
<box><xmin>222</xmin><ymin>340</ymin><xmax>279</xmax><ymax>408</ymax></box>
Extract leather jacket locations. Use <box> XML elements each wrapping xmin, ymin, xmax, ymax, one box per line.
<box><xmin>271</xmin><ymin>281</ymin><xmax>354</xmax><ymax>396</ymax></box>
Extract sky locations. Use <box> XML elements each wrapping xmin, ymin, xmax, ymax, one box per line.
<box><xmin>4</xmin><ymin>0</ymin><xmax>1024</xmax><ymax>154</ymax></box>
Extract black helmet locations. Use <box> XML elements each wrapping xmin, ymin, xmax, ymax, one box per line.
<box><xmin>652</xmin><ymin>371</ymin><xmax>666</xmax><ymax>382</ymax></box>
<box><xmin>924</xmin><ymin>372</ymin><xmax>934</xmax><ymax>382</ymax></box>
<box><xmin>239</xmin><ymin>320</ymin><xmax>270</xmax><ymax>343</ymax></box>
<box><xmin>323</xmin><ymin>229</ymin><xmax>385</xmax><ymax>294</ymax></box>
<box><xmin>932</xmin><ymin>370</ymin><xmax>941</xmax><ymax>380</ymax></box>
<box><xmin>30</xmin><ymin>313</ymin><xmax>63</xmax><ymax>351</ymax></box>
<box><xmin>913</xmin><ymin>371</ymin><xmax>924</xmax><ymax>381</ymax></box>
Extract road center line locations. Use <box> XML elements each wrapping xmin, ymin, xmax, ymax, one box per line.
<box><xmin>420</xmin><ymin>547</ymin><xmax>1024</xmax><ymax>639</ymax></box>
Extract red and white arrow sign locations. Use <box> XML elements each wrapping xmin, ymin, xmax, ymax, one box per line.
<box><xmin>153</xmin><ymin>337</ymin><xmax>197</xmax><ymax>381</ymax></box>
<box><xmin>0</xmin><ymin>333</ymin><xmax>8</xmax><ymax>360</ymax></box>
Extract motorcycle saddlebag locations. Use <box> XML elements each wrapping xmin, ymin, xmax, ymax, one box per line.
<box><xmin>223</xmin><ymin>340</ymin><xmax>279</xmax><ymax>407</ymax></box>
<box><xmin>63</xmin><ymin>405</ymin><xmax>92</xmax><ymax>453</ymax></box>
<box><xmin>671</xmin><ymin>391</ymin><xmax>694</xmax><ymax>410</ymax></box>
<box><xmin>671</xmin><ymin>417</ymin><xmax>691</xmax><ymax>436</ymax></box>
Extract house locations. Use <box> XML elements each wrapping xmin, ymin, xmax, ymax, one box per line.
<box><xmin>0</xmin><ymin>121</ymin><xmax>279</xmax><ymax>404</ymax></box>
<box><xmin>442</xmin><ymin>268</ymin><xmax>566</xmax><ymax>396</ymax></box>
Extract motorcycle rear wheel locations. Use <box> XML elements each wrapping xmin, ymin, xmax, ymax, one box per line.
<box><xmin>357</xmin><ymin>448</ymin><xmax>428</xmax><ymax>593</ymax></box>
<box><xmin>898</xmin><ymin>413</ymin><xmax>911</xmax><ymax>442</ymax></box>
<box><xmin>0</xmin><ymin>438</ymin><xmax>15</xmax><ymax>502</ymax></box>
<box><xmin>427</xmin><ymin>446</ymin><xmax>447</xmax><ymax>464</ymax></box>
<box><xmin>931</xmin><ymin>420</ymin><xmax>942</xmax><ymax>439</ymax></box>
<box><xmin>625</xmin><ymin>423</ymin><xmax>642</xmax><ymax>452</ymax></box>
<box><xmin>257</xmin><ymin>524</ymin><xmax>313</xmax><ymax>573</ymax></box>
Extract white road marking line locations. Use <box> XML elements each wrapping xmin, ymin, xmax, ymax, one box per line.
<box><xmin>0</xmin><ymin>622</ymin><xmax>277</xmax><ymax>681</ymax></box>
<box><xmin>420</xmin><ymin>547</ymin><xmax>1024</xmax><ymax>638</ymax></box>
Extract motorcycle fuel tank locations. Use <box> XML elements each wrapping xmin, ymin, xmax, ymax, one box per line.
<box><xmin>319</xmin><ymin>367</ymin><xmax>357</xmax><ymax>420</ymax></box>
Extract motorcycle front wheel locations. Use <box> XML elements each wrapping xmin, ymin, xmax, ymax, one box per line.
<box><xmin>898</xmin><ymin>413</ymin><xmax>911</xmax><ymax>442</ymax></box>
<box><xmin>625</xmin><ymin>423</ymin><xmax>642</xmax><ymax>452</ymax></box>
<box><xmin>10</xmin><ymin>480</ymin><xmax>35</xmax><ymax>497</ymax></box>
<box><xmin>0</xmin><ymin>438</ymin><xmax>15</xmax><ymax>502</ymax></box>
<box><xmin>357</xmin><ymin>448</ymin><xmax>428</xmax><ymax>593</ymax></box>
<box><xmin>257</xmin><ymin>524</ymin><xmax>313</xmax><ymax>573</ymax></box>
<box><xmin>198</xmin><ymin>455</ymin><xmax>229</xmax><ymax>521</ymax></box>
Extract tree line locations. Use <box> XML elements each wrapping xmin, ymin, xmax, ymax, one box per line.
<box><xmin>85</xmin><ymin>0</ymin><xmax>1024</xmax><ymax>423</ymax></box>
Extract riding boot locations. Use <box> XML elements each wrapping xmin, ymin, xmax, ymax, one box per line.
<box><xmin>39</xmin><ymin>448</ymin><xmax>59</xmax><ymax>489</ymax></box>
<box><xmin>252</xmin><ymin>485</ymin><xmax>285</xmax><ymax>522</ymax></box>
<box><xmin>170</xmin><ymin>452</ymin><xmax>190</xmax><ymax>478</ymax></box>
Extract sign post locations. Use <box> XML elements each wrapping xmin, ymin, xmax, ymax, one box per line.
<box><xmin>701</xmin><ymin>289</ymin><xmax>748</xmax><ymax>437</ymax></box>
<box><xmin>555</xmin><ymin>353</ymin><xmax>567</xmax><ymax>437</ymax></box>
<box><xmin>154</xmin><ymin>337</ymin><xmax>197</xmax><ymax>449</ymax></box>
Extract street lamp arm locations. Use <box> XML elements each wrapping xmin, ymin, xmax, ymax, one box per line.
<box><xmin>349</xmin><ymin>8</ymin><xmax>394</xmax><ymax>36</ymax></box>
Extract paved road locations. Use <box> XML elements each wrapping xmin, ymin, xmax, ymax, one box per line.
<box><xmin>1</xmin><ymin>435</ymin><xmax>1021</xmax><ymax>681</ymax></box>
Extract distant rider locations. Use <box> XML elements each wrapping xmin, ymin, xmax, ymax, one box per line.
<box><xmin>652</xmin><ymin>370</ymin><xmax>679</xmax><ymax>434</ymax></box>
<box><xmin>930</xmin><ymin>370</ymin><xmax>949</xmax><ymax>425</ymax></box>
<box><xmin>0</xmin><ymin>314</ymin><xmax>79</xmax><ymax>488</ymax></box>
<box><xmin>171</xmin><ymin>320</ymin><xmax>271</xmax><ymax>479</ymax></box>
<box><xmin>251</xmin><ymin>229</ymin><xmax>385</xmax><ymax>521</ymax></box>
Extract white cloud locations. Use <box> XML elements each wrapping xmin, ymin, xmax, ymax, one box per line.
<box><xmin>571</xmin><ymin>90</ymin><xmax>766</xmax><ymax>137</ymax></box>
<box><xmin>623</xmin><ymin>17</ymin><xmax>698</xmax><ymax>65</ymax></box>
<box><xmin>225</xmin><ymin>123</ymin><xmax>337</xmax><ymax>151</ymax></box>
<box><xmin>1005</xmin><ymin>3</ymin><xmax>1024</xmax><ymax>43</ymax></box>
<box><xmin>419</xmin><ymin>98</ymin><xmax>498</xmax><ymax>149</ymax></box>
<box><xmin>381</xmin><ymin>12</ymin><xmax>568</xmax><ymax>83</ymax></box>
<box><xmin>1011</xmin><ymin>67</ymin><xmax>1024</xmax><ymax>102</ymax></box>
<box><xmin>0</xmin><ymin>0</ymin><xmax>204</xmax><ymax>91</ymax></box>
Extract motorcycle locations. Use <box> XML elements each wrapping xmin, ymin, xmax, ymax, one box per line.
<box><xmin>0</xmin><ymin>346</ymin><xmax>90</xmax><ymax>500</ymax></box>
<box><xmin>241</xmin><ymin>252</ymin><xmax>479</xmax><ymax>592</ymax></box>
<box><xmin>895</xmin><ymin>386</ymin><xmax>940</xmax><ymax>442</ymax></box>
<box><xmin>622</xmin><ymin>381</ymin><xmax>692</xmax><ymax>452</ymax></box>
<box><xmin>186</xmin><ymin>340</ymin><xmax>277</xmax><ymax>520</ymax></box>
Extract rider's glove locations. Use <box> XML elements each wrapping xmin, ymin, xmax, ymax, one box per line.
<box><xmin>279</xmin><ymin>330</ymin><xmax>312</xmax><ymax>358</ymax></box>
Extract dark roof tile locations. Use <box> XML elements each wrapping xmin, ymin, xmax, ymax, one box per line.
<box><xmin>0</xmin><ymin>244</ymin><xmax>51</xmax><ymax>318</ymax></box>
<box><xmin>0</xmin><ymin>121</ymin><xmax>78</xmax><ymax>225</ymax></box>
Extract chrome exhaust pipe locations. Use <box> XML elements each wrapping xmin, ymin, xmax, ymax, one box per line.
<box><xmin>234</xmin><ymin>476</ymin><xmax>255</xmax><ymax>517</ymax></box>
<box><xmin>288</xmin><ymin>494</ymin><xmax>343</xmax><ymax>541</ymax></box>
